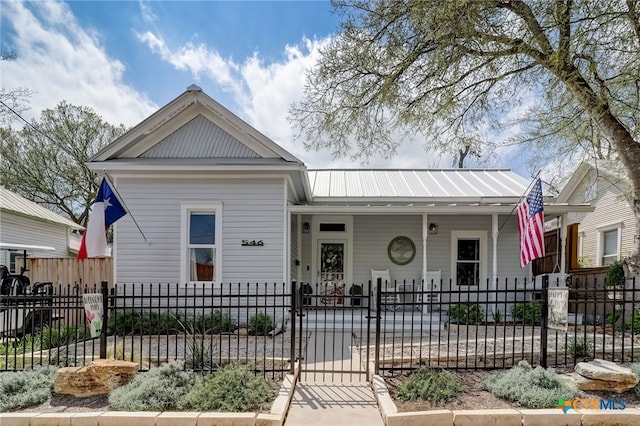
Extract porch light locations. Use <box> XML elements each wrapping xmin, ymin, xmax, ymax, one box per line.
<box><xmin>303</xmin><ymin>222</ymin><xmax>310</xmax><ymax>234</ymax></box>
<box><xmin>429</xmin><ymin>223</ymin><xmax>439</xmax><ymax>235</ymax></box>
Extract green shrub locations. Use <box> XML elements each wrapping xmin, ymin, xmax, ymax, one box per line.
<box><xmin>108</xmin><ymin>361</ymin><xmax>195</xmax><ymax>411</ymax></box>
<box><xmin>184</xmin><ymin>363</ymin><xmax>274</xmax><ymax>411</ymax></box>
<box><xmin>484</xmin><ymin>360</ymin><xmax>578</xmax><ymax>408</ymax></box>
<box><xmin>248</xmin><ymin>313</ymin><xmax>274</xmax><ymax>335</ymax></box>
<box><xmin>625</xmin><ymin>309</ymin><xmax>640</xmax><ymax>332</ymax></box>
<box><xmin>396</xmin><ymin>368</ymin><xmax>462</xmax><ymax>405</ymax></box>
<box><xmin>0</xmin><ymin>366</ymin><xmax>57</xmax><ymax>412</ymax></box>
<box><xmin>606</xmin><ymin>310</ymin><xmax>622</xmax><ymax>324</ymax></box>
<box><xmin>37</xmin><ymin>325</ymin><xmax>92</xmax><ymax>349</ymax></box>
<box><xmin>604</xmin><ymin>309</ymin><xmax>640</xmax><ymax>332</ymax></box>
<box><xmin>107</xmin><ymin>310</ymin><xmax>184</xmax><ymax>335</ymax></box>
<box><xmin>606</xmin><ymin>260</ymin><xmax>625</xmax><ymax>287</ymax></box>
<box><xmin>511</xmin><ymin>302</ymin><xmax>542</xmax><ymax>324</ymax></box>
<box><xmin>107</xmin><ymin>310</ymin><xmax>145</xmax><ymax>335</ymax></box>
<box><xmin>565</xmin><ymin>337</ymin><xmax>592</xmax><ymax>359</ymax></box>
<box><xmin>193</xmin><ymin>311</ymin><xmax>234</xmax><ymax>334</ymax></box>
<box><xmin>447</xmin><ymin>303</ymin><xmax>484</xmax><ymax>324</ymax></box>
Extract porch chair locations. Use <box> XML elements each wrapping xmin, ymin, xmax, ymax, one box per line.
<box><xmin>371</xmin><ymin>269</ymin><xmax>397</xmax><ymax>310</ymax></box>
<box><xmin>421</xmin><ymin>270</ymin><xmax>442</xmax><ymax>310</ymax></box>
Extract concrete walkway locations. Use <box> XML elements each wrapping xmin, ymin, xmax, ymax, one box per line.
<box><xmin>284</xmin><ymin>330</ymin><xmax>384</xmax><ymax>426</ymax></box>
<box><xmin>285</xmin><ymin>382</ymin><xmax>384</xmax><ymax>426</ymax></box>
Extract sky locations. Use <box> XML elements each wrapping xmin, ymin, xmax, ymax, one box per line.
<box><xmin>1</xmin><ymin>0</ymin><xmax>531</xmax><ymax>173</ymax></box>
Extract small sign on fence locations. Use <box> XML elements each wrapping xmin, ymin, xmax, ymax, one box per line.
<box><xmin>548</xmin><ymin>287</ymin><xmax>569</xmax><ymax>332</ymax></box>
<box><xmin>83</xmin><ymin>293</ymin><xmax>104</xmax><ymax>338</ymax></box>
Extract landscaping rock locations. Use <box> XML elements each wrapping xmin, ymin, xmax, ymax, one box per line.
<box><xmin>54</xmin><ymin>359</ymin><xmax>138</xmax><ymax>397</ymax></box>
<box><xmin>574</xmin><ymin>359</ymin><xmax>639</xmax><ymax>393</ymax></box>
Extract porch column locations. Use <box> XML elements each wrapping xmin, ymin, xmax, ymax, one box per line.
<box><xmin>560</xmin><ymin>213</ymin><xmax>567</xmax><ymax>276</ymax></box>
<box><xmin>491</xmin><ymin>214</ymin><xmax>499</xmax><ymax>314</ymax></box>
<box><xmin>422</xmin><ymin>213</ymin><xmax>428</xmax><ymax>280</ymax></box>
<box><xmin>492</xmin><ymin>214</ymin><xmax>498</xmax><ymax>289</ymax></box>
<box><xmin>297</xmin><ymin>214</ymin><xmax>303</xmax><ymax>284</ymax></box>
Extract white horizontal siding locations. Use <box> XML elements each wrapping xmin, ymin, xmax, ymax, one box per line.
<box><xmin>564</xmin><ymin>170</ymin><xmax>635</xmax><ymax>266</ymax></box>
<box><xmin>1</xmin><ymin>213</ymin><xmax>71</xmax><ymax>260</ymax></box>
<box><xmin>352</xmin><ymin>215</ymin><xmax>423</xmax><ymax>285</ymax></box>
<box><xmin>579</xmin><ymin>187</ymin><xmax>635</xmax><ymax>265</ymax></box>
<box><xmin>113</xmin><ymin>178</ymin><xmax>285</xmax><ymax>284</ymax></box>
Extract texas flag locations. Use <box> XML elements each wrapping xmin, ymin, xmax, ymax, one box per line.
<box><xmin>78</xmin><ymin>178</ymin><xmax>127</xmax><ymax>259</ymax></box>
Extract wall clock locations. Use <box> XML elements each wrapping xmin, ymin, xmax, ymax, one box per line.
<box><xmin>387</xmin><ymin>236</ymin><xmax>416</xmax><ymax>265</ymax></box>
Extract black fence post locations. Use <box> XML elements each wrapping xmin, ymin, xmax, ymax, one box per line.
<box><xmin>100</xmin><ymin>281</ymin><xmax>108</xmax><ymax>359</ymax></box>
<box><xmin>374</xmin><ymin>277</ymin><xmax>382</xmax><ymax>376</ymax></box>
<box><xmin>540</xmin><ymin>275</ymin><xmax>549</xmax><ymax>368</ymax></box>
<box><xmin>290</xmin><ymin>281</ymin><xmax>297</xmax><ymax>374</ymax></box>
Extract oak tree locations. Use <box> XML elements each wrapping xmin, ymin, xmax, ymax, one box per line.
<box><xmin>0</xmin><ymin>102</ymin><xmax>126</xmax><ymax>226</ymax></box>
<box><xmin>290</xmin><ymin>0</ymin><xmax>640</xmax><ymax>274</ymax></box>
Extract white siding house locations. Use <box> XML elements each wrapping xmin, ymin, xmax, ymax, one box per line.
<box><xmin>0</xmin><ymin>187</ymin><xmax>83</xmax><ymax>272</ymax></box>
<box><xmin>87</xmin><ymin>85</ymin><xmax>593</xmax><ymax>297</ymax></box>
<box><xmin>557</xmin><ymin>161</ymin><xmax>635</xmax><ymax>267</ymax></box>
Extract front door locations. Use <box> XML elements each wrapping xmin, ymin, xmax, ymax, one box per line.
<box><xmin>318</xmin><ymin>240</ymin><xmax>346</xmax><ymax>307</ymax></box>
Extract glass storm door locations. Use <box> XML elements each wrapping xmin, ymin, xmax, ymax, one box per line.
<box><xmin>318</xmin><ymin>241</ymin><xmax>346</xmax><ymax>306</ymax></box>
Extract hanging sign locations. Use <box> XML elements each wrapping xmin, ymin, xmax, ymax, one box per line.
<box><xmin>83</xmin><ymin>293</ymin><xmax>104</xmax><ymax>338</ymax></box>
<box><xmin>548</xmin><ymin>287</ymin><xmax>569</xmax><ymax>332</ymax></box>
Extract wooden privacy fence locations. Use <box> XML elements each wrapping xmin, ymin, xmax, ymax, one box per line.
<box><xmin>25</xmin><ymin>258</ymin><xmax>112</xmax><ymax>286</ymax></box>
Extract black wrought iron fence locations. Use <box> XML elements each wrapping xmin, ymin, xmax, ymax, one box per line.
<box><xmin>2</xmin><ymin>276</ymin><xmax>639</xmax><ymax>378</ymax></box>
<box><xmin>1</xmin><ymin>282</ymin><xmax>292</xmax><ymax>378</ymax></box>
<box><xmin>372</xmin><ymin>275</ymin><xmax>640</xmax><ymax>376</ymax></box>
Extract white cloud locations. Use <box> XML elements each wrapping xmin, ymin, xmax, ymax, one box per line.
<box><xmin>139</xmin><ymin>30</ymin><xmax>437</xmax><ymax>168</ymax></box>
<box><xmin>1</xmin><ymin>1</ymin><xmax>156</xmax><ymax>127</ymax></box>
<box><xmin>136</xmin><ymin>31</ymin><xmax>245</xmax><ymax>101</ymax></box>
<box><xmin>138</xmin><ymin>0</ymin><xmax>157</xmax><ymax>23</ymax></box>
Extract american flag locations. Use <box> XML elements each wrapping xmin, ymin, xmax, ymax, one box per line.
<box><xmin>516</xmin><ymin>178</ymin><xmax>545</xmax><ymax>268</ymax></box>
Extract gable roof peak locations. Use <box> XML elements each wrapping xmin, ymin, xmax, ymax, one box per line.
<box><xmin>89</xmin><ymin>86</ymin><xmax>304</xmax><ymax>165</ymax></box>
<box><xmin>186</xmin><ymin>84</ymin><xmax>202</xmax><ymax>92</ymax></box>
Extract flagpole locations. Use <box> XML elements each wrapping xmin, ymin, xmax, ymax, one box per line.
<box><xmin>497</xmin><ymin>170</ymin><xmax>542</xmax><ymax>233</ymax></box>
<box><xmin>102</xmin><ymin>172</ymin><xmax>151</xmax><ymax>245</ymax></box>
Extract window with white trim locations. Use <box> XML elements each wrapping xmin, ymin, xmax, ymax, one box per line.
<box><xmin>456</xmin><ymin>239</ymin><xmax>480</xmax><ymax>286</ymax></box>
<box><xmin>181</xmin><ymin>203</ymin><xmax>221</xmax><ymax>283</ymax></box>
<box><xmin>451</xmin><ymin>231</ymin><xmax>487</xmax><ymax>287</ymax></box>
<box><xmin>601</xmin><ymin>228</ymin><xmax>620</xmax><ymax>266</ymax></box>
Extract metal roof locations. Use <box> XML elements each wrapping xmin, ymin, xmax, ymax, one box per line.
<box><xmin>307</xmin><ymin>169</ymin><xmax>530</xmax><ymax>201</ymax></box>
<box><xmin>0</xmin><ymin>186</ymin><xmax>83</xmax><ymax>229</ymax></box>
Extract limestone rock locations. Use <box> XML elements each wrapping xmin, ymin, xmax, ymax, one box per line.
<box><xmin>54</xmin><ymin>359</ymin><xmax>138</xmax><ymax>397</ymax></box>
<box><xmin>574</xmin><ymin>359</ymin><xmax>639</xmax><ymax>393</ymax></box>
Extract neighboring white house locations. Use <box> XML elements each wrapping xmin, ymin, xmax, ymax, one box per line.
<box><xmin>0</xmin><ymin>186</ymin><xmax>83</xmax><ymax>272</ymax></box>
<box><xmin>556</xmin><ymin>161</ymin><xmax>635</xmax><ymax>267</ymax></box>
<box><xmin>87</xmin><ymin>85</ymin><xmax>592</xmax><ymax>298</ymax></box>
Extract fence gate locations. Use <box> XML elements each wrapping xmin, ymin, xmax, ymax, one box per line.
<box><xmin>292</xmin><ymin>281</ymin><xmax>372</xmax><ymax>382</ymax></box>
